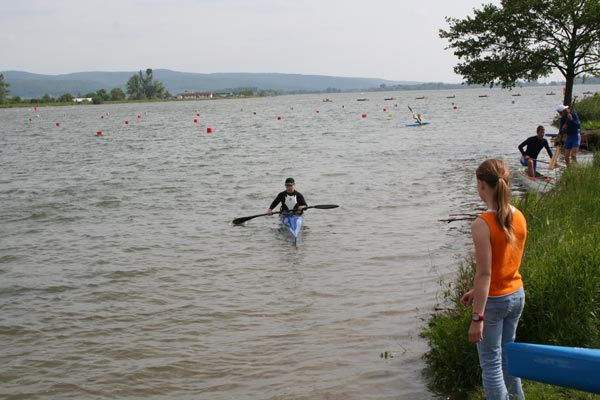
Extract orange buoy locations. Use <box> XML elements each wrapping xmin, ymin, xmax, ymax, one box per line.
<box><xmin>207</xmin><ymin>127</ymin><xmax>213</xmax><ymax>133</ymax></box>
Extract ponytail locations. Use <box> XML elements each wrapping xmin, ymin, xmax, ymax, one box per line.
<box><xmin>476</xmin><ymin>160</ymin><xmax>514</xmax><ymax>243</ymax></box>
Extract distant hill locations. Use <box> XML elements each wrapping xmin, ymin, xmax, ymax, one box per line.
<box><xmin>1</xmin><ymin>69</ymin><xmax>420</xmax><ymax>98</ymax></box>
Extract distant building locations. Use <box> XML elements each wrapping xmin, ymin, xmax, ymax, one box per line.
<box><xmin>178</xmin><ymin>91</ymin><xmax>213</xmax><ymax>99</ymax></box>
<box><xmin>73</xmin><ymin>97</ymin><xmax>93</xmax><ymax>103</ymax></box>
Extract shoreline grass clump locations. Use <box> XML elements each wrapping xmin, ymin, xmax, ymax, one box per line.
<box><xmin>423</xmin><ymin>153</ymin><xmax>600</xmax><ymax>399</ymax></box>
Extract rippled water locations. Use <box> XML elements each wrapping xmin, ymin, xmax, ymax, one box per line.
<box><xmin>1</xmin><ymin>86</ymin><xmax>597</xmax><ymax>399</ymax></box>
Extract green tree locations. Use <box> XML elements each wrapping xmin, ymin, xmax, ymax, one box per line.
<box><xmin>127</xmin><ymin>73</ymin><xmax>145</xmax><ymax>100</ymax></box>
<box><xmin>126</xmin><ymin>68</ymin><xmax>166</xmax><ymax>100</ymax></box>
<box><xmin>0</xmin><ymin>74</ymin><xmax>10</xmax><ymax>104</ymax></box>
<box><xmin>58</xmin><ymin>93</ymin><xmax>74</xmax><ymax>103</ymax></box>
<box><xmin>96</xmin><ymin>89</ymin><xmax>110</xmax><ymax>101</ymax></box>
<box><xmin>110</xmin><ymin>87</ymin><xmax>126</xmax><ymax>101</ymax></box>
<box><xmin>41</xmin><ymin>93</ymin><xmax>54</xmax><ymax>103</ymax></box>
<box><xmin>439</xmin><ymin>0</ymin><xmax>600</xmax><ymax>106</ymax></box>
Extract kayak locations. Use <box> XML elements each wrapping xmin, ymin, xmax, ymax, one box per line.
<box><xmin>505</xmin><ymin>342</ymin><xmax>600</xmax><ymax>394</ymax></box>
<box><xmin>280</xmin><ymin>213</ymin><xmax>304</xmax><ymax>245</ymax></box>
<box><xmin>405</xmin><ymin>121</ymin><xmax>430</xmax><ymax>127</ymax></box>
<box><xmin>514</xmin><ymin>166</ymin><xmax>555</xmax><ymax>193</ymax></box>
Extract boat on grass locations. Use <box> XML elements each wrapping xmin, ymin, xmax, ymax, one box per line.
<box><xmin>280</xmin><ymin>212</ymin><xmax>304</xmax><ymax>245</ymax></box>
<box><xmin>514</xmin><ymin>166</ymin><xmax>555</xmax><ymax>193</ymax></box>
<box><xmin>506</xmin><ymin>342</ymin><xmax>600</xmax><ymax>394</ymax></box>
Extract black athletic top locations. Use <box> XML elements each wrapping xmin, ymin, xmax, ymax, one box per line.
<box><xmin>269</xmin><ymin>191</ymin><xmax>307</xmax><ymax>211</ymax></box>
<box><xmin>518</xmin><ymin>136</ymin><xmax>553</xmax><ymax>159</ymax></box>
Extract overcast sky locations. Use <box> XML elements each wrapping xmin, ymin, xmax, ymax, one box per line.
<box><xmin>1</xmin><ymin>0</ymin><xmax>552</xmax><ymax>83</ymax></box>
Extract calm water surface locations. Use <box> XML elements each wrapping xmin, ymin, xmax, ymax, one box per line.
<box><xmin>1</xmin><ymin>86</ymin><xmax>597</xmax><ymax>399</ymax></box>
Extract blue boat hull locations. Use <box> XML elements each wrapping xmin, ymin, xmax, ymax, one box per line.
<box><xmin>505</xmin><ymin>342</ymin><xmax>600</xmax><ymax>394</ymax></box>
<box><xmin>405</xmin><ymin>121</ymin><xmax>430</xmax><ymax>126</ymax></box>
<box><xmin>280</xmin><ymin>214</ymin><xmax>304</xmax><ymax>245</ymax></box>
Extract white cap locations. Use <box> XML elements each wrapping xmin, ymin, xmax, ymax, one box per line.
<box><xmin>556</xmin><ymin>105</ymin><xmax>569</xmax><ymax>112</ymax></box>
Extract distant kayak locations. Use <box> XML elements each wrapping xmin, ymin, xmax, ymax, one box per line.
<box><xmin>405</xmin><ymin>121</ymin><xmax>430</xmax><ymax>127</ymax></box>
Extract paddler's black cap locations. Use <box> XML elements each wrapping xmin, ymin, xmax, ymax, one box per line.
<box><xmin>285</xmin><ymin>177</ymin><xmax>295</xmax><ymax>185</ymax></box>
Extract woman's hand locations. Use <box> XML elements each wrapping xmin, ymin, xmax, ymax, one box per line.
<box><xmin>469</xmin><ymin>321</ymin><xmax>484</xmax><ymax>343</ymax></box>
<box><xmin>461</xmin><ymin>289</ymin><xmax>474</xmax><ymax>307</ymax></box>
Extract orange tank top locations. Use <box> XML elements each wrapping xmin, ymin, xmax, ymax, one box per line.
<box><xmin>478</xmin><ymin>207</ymin><xmax>527</xmax><ymax>296</ymax></box>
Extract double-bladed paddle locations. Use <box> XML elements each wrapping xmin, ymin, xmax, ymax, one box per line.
<box><xmin>232</xmin><ymin>204</ymin><xmax>339</xmax><ymax>225</ymax></box>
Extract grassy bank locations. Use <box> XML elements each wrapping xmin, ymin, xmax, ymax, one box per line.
<box><xmin>423</xmin><ymin>153</ymin><xmax>600</xmax><ymax>399</ymax></box>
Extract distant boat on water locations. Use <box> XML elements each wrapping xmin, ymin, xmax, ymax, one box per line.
<box><xmin>546</xmin><ymin>92</ymin><xmax>556</xmax><ymax>95</ymax></box>
<box><xmin>356</xmin><ymin>98</ymin><xmax>368</xmax><ymax>101</ymax></box>
<box><xmin>512</xmin><ymin>93</ymin><xmax>521</xmax><ymax>96</ymax></box>
<box><xmin>415</xmin><ymin>96</ymin><xmax>425</xmax><ymax>100</ymax></box>
<box><xmin>446</xmin><ymin>95</ymin><xmax>455</xmax><ymax>99</ymax></box>
<box><xmin>384</xmin><ymin>97</ymin><xmax>396</xmax><ymax>101</ymax></box>
<box><xmin>583</xmin><ymin>91</ymin><xmax>594</xmax><ymax>95</ymax></box>
<box><xmin>478</xmin><ymin>94</ymin><xmax>489</xmax><ymax>98</ymax></box>
<box><xmin>322</xmin><ymin>98</ymin><xmax>333</xmax><ymax>102</ymax></box>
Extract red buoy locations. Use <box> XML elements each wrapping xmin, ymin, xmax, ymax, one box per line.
<box><xmin>125</xmin><ymin>120</ymin><xmax>129</xmax><ymax>125</ymax></box>
<box><xmin>383</xmin><ymin>108</ymin><xmax>387</xmax><ymax>112</ymax></box>
<box><xmin>137</xmin><ymin>114</ymin><xmax>141</xmax><ymax>119</ymax></box>
<box><xmin>55</xmin><ymin>122</ymin><xmax>60</xmax><ymax>127</ymax></box>
<box><xmin>277</xmin><ymin>116</ymin><xmax>282</xmax><ymax>120</ymax></box>
<box><xmin>253</xmin><ymin>111</ymin><xmax>256</xmax><ymax>115</ymax></box>
<box><xmin>96</xmin><ymin>130</ymin><xmax>102</xmax><ymax>136</ymax></box>
<box><xmin>197</xmin><ymin>113</ymin><xmax>200</xmax><ymax>117</ymax></box>
<box><xmin>316</xmin><ymin>110</ymin><xmax>320</xmax><ymax>113</ymax></box>
<box><xmin>194</xmin><ymin>119</ymin><xmax>198</xmax><ymax>123</ymax></box>
<box><xmin>362</xmin><ymin>114</ymin><xmax>367</xmax><ymax>118</ymax></box>
<box><xmin>207</xmin><ymin>127</ymin><xmax>213</xmax><ymax>133</ymax></box>
<box><xmin>101</xmin><ymin>115</ymin><xmax>104</xmax><ymax>119</ymax></box>
<box><xmin>453</xmin><ymin>105</ymin><xmax>458</xmax><ymax>110</ymax></box>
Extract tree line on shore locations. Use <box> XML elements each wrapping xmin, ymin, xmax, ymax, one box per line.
<box><xmin>0</xmin><ymin>68</ymin><xmax>281</xmax><ymax>107</ymax></box>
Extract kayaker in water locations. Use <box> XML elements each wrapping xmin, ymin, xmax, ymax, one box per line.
<box><xmin>518</xmin><ymin>125</ymin><xmax>553</xmax><ymax>177</ymax></box>
<box><xmin>266</xmin><ymin>177</ymin><xmax>307</xmax><ymax>215</ymax></box>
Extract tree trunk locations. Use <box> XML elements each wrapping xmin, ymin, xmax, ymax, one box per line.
<box><xmin>563</xmin><ymin>68</ymin><xmax>575</xmax><ymax>107</ymax></box>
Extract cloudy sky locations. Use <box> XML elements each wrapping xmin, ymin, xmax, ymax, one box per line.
<box><xmin>1</xmin><ymin>0</ymin><xmax>512</xmax><ymax>83</ymax></box>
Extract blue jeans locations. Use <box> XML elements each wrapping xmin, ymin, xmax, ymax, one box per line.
<box><xmin>476</xmin><ymin>287</ymin><xmax>525</xmax><ymax>400</ymax></box>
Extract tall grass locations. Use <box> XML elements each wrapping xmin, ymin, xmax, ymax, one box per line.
<box><xmin>422</xmin><ymin>153</ymin><xmax>600</xmax><ymax>399</ymax></box>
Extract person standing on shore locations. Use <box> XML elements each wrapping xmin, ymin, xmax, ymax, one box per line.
<box><xmin>461</xmin><ymin>159</ymin><xmax>527</xmax><ymax>400</ymax></box>
<box><xmin>556</xmin><ymin>104</ymin><xmax>581</xmax><ymax>168</ymax></box>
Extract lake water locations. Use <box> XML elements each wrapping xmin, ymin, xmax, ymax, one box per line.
<box><xmin>1</xmin><ymin>85</ymin><xmax>598</xmax><ymax>399</ymax></box>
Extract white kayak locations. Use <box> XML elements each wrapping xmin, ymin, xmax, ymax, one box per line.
<box><xmin>514</xmin><ymin>166</ymin><xmax>555</xmax><ymax>193</ymax></box>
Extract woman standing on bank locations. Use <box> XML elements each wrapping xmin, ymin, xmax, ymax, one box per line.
<box><xmin>461</xmin><ymin>159</ymin><xmax>527</xmax><ymax>400</ymax></box>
